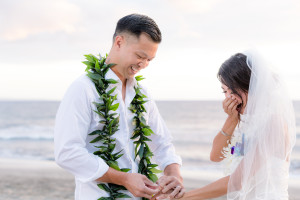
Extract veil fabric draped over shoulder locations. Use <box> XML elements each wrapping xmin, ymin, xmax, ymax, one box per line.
<box><xmin>227</xmin><ymin>51</ymin><xmax>296</xmax><ymax>200</ymax></box>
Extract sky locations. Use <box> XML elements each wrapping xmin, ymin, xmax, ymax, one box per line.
<box><xmin>1</xmin><ymin>0</ymin><xmax>300</xmax><ymax>101</ymax></box>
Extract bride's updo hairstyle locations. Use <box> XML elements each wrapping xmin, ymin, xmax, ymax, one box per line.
<box><xmin>217</xmin><ymin>53</ymin><xmax>252</xmax><ymax>112</ymax></box>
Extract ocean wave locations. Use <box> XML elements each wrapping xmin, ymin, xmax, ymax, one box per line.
<box><xmin>0</xmin><ymin>125</ymin><xmax>53</xmax><ymax>141</ymax></box>
<box><xmin>0</xmin><ymin>152</ymin><xmax>55</xmax><ymax>161</ymax></box>
<box><xmin>0</xmin><ymin>135</ymin><xmax>53</xmax><ymax>141</ymax></box>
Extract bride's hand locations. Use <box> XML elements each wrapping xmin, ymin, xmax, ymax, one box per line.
<box><xmin>223</xmin><ymin>96</ymin><xmax>239</xmax><ymax>118</ymax></box>
<box><xmin>151</xmin><ymin>189</ymin><xmax>183</xmax><ymax>200</ymax></box>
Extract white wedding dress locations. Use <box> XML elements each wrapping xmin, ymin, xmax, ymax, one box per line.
<box><xmin>222</xmin><ymin>120</ymin><xmax>290</xmax><ymax>200</ymax></box>
<box><xmin>252</xmin><ymin>157</ymin><xmax>289</xmax><ymax>200</ymax></box>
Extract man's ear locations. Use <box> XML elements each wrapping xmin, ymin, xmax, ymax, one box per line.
<box><xmin>113</xmin><ymin>35</ymin><xmax>125</xmax><ymax>49</ymax></box>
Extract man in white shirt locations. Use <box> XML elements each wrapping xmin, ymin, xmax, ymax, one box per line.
<box><xmin>54</xmin><ymin>14</ymin><xmax>184</xmax><ymax>200</ymax></box>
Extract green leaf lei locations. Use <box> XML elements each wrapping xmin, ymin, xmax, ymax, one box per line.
<box><xmin>83</xmin><ymin>54</ymin><xmax>161</xmax><ymax>200</ymax></box>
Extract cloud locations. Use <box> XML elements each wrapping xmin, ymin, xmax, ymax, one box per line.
<box><xmin>131</xmin><ymin>0</ymin><xmax>299</xmax><ymax>49</ymax></box>
<box><xmin>0</xmin><ymin>0</ymin><xmax>82</xmax><ymax>41</ymax></box>
<box><xmin>170</xmin><ymin>0</ymin><xmax>222</xmax><ymax>14</ymax></box>
<box><xmin>0</xmin><ymin>0</ymin><xmax>300</xmax><ymax>100</ymax></box>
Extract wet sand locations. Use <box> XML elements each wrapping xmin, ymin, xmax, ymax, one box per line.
<box><xmin>0</xmin><ymin>158</ymin><xmax>298</xmax><ymax>200</ymax></box>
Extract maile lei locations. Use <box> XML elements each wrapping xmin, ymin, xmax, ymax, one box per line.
<box><xmin>83</xmin><ymin>54</ymin><xmax>161</xmax><ymax>200</ymax></box>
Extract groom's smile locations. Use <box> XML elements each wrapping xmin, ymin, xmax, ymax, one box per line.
<box><xmin>109</xmin><ymin>32</ymin><xmax>158</xmax><ymax>82</ymax></box>
<box><xmin>130</xmin><ymin>65</ymin><xmax>140</xmax><ymax>75</ymax></box>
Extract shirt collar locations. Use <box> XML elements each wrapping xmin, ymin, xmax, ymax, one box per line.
<box><xmin>105</xmin><ymin>68</ymin><xmax>137</xmax><ymax>88</ymax></box>
<box><xmin>105</xmin><ymin>68</ymin><xmax>121</xmax><ymax>84</ymax></box>
<box><xmin>105</xmin><ymin>68</ymin><xmax>138</xmax><ymax>106</ymax></box>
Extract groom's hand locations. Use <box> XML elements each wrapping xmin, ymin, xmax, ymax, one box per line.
<box><xmin>155</xmin><ymin>175</ymin><xmax>185</xmax><ymax>199</ymax></box>
<box><xmin>123</xmin><ymin>173</ymin><xmax>160</xmax><ymax>199</ymax></box>
<box><xmin>150</xmin><ymin>188</ymin><xmax>172</xmax><ymax>200</ymax></box>
<box><xmin>96</xmin><ymin>168</ymin><xmax>159</xmax><ymax>199</ymax></box>
<box><xmin>155</xmin><ymin>163</ymin><xmax>185</xmax><ymax>199</ymax></box>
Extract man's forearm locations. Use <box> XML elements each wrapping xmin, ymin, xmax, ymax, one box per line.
<box><xmin>164</xmin><ymin>163</ymin><xmax>182</xmax><ymax>181</ymax></box>
<box><xmin>96</xmin><ymin>167</ymin><xmax>128</xmax><ymax>185</ymax></box>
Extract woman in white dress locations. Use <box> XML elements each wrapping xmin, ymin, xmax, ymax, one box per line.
<box><xmin>178</xmin><ymin>51</ymin><xmax>296</xmax><ymax>200</ymax></box>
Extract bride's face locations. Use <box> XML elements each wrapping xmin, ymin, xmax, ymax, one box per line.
<box><xmin>222</xmin><ymin>84</ymin><xmax>248</xmax><ymax>114</ymax></box>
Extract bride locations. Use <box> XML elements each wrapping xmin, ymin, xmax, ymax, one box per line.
<box><xmin>178</xmin><ymin>51</ymin><xmax>296</xmax><ymax>200</ymax></box>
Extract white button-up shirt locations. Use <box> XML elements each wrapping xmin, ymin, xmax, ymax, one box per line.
<box><xmin>54</xmin><ymin>69</ymin><xmax>182</xmax><ymax>200</ymax></box>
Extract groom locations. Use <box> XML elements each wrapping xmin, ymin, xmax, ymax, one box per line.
<box><xmin>54</xmin><ymin>14</ymin><xmax>184</xmax><ymax>200</ymax></box>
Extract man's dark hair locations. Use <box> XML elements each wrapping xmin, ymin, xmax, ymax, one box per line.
<box><xmin>113</xmin><ymin>14</ymin><xmax>162</xmax><ymax>43</ymax></box>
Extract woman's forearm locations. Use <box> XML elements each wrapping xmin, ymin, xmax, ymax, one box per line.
<box><xmin>210</xmin><ymin>116</ymin><xmax>238</xmax><ymax>162</ymax></box>
<box><xmin>181</xmin><ymin>176</ymin><xmax>229</xmax><ymax>200</ymax></box>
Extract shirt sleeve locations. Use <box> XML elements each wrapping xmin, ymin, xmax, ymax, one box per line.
<box><xmin>147</xmin><ymin>98</ymin><xmax>182</xmax><ymax>171</ymax></box>
<box><xmin>54</xmin><ymin>78</ymin><xmax>109</xmax><ymax>183</ymax></box>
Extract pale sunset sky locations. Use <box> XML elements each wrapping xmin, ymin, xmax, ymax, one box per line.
<box><xmin>1</xmin><ymin>0</ymin><xmax>300</xmax><ymax>100</ymax></box>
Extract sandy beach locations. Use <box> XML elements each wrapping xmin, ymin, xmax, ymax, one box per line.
<box><xmin>0</xmin><ymin>158</ymin><xmax>74</xmax><ymax>200</ymax></box>
<box><xmin>0</xmin><ymin>158</ymin><xmax>299</xmax><ymax>200</ymax></box>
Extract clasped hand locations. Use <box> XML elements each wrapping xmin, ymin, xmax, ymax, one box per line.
<box><xmin>151</xmin><ymin>175</ymin><xmax>185</xmax><ymax>200</ymax></box>
<box><xmin>123</xmin><ymin>173</ymin><xmax>184</xmax><ymax>199</ymax></box>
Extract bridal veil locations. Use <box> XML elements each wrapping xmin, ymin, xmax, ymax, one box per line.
<box><xmin>227</xmin><ymin>51</ymin><xmax>296</xmax><ymax>200</ymax></box>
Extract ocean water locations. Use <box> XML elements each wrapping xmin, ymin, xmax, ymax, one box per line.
<box><xmin>0</xmin><ymin>101</ymin><xmax>300</xmax><ymax>180</ymax></box>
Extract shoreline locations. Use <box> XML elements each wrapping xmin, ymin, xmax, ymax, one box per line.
<box><xmin>0</xmin><ymin>158</ymin><xmax>299</xmax><ymax>200</ymax></box>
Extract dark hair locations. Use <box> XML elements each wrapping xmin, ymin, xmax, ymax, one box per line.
<box><xmin>217</xmin><ymin>53</ymin><xmax>252</xmax><ymax>112</ymax></box>
<box><xmin>113</xmin><ymin>14</ymin><xmax>162</xmax><ymax>43</ymax></box>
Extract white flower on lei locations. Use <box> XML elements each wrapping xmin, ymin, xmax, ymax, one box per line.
<box><xmin>222</xmin><ymin>129</ymin><xmax>244</xmax><ymax>176</ymax></box>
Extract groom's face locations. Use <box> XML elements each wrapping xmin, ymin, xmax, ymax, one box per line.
<box><xmin>114</xmin><ymin>33</ymin><xmax>158</xmax><ymax>80</ymax></box>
